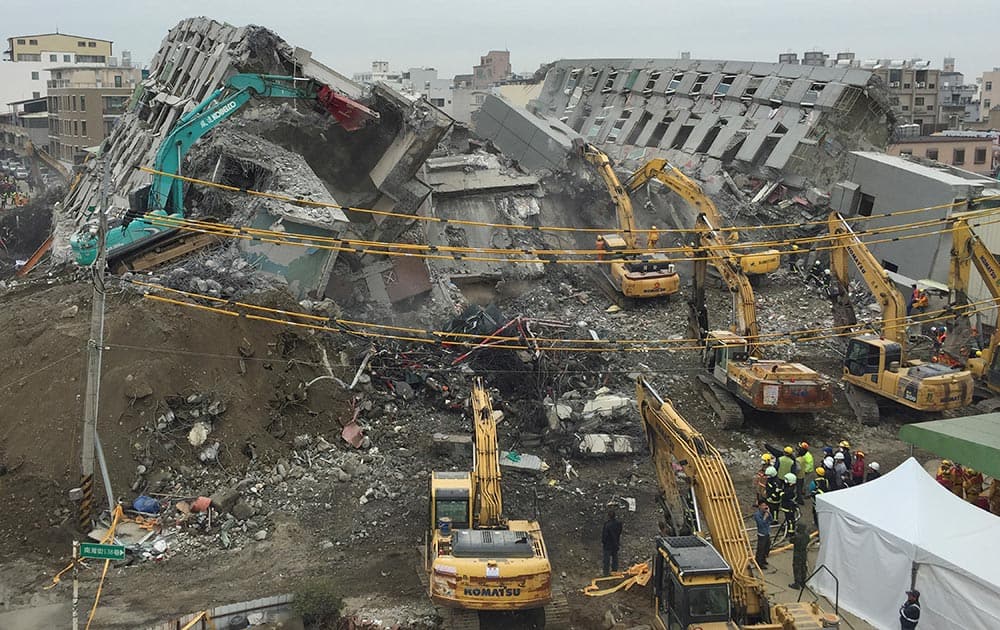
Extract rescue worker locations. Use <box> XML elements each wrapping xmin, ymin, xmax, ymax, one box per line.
<box><xmin>788</xmin><ymin>524</ymin><xmax>811</xmax><ymax>590</ymax></box>
<box><xmin>838</xmin><ymin>440</ymin><xmax>853</xmax><ymax>470</ymax></box>
<box><xmin>807</xmin><ymin>260</ymin><xmax>824</xmax><ymax>288</ymax></box>
<box><xmin>907</xmin><ymin>284</ymin><xmax>919</xmax><ymax>316</ymax></box>
<box><xmin>601</xmin><ymin>510</ymin><xmax>623</xmax><ymax>576</ymax></box>
<box><xmin>595</xmin><ymin>235</ymin><xmax>607</xmax><ymax>261</ymax></box>
<box><xmin>776</xmin><ymin>445</ymin><xmax>798</xmax><ymax>480</ymax></box>
<box><xmin>912</xmin><ymin>289</ymin><xmax>929</xmax><ymax>313</ymax></box>
<box><xmin>963</xmin><ymin>467</ymin><xmax>985</xmax><ymax>507</ymax></box>
<box><xmin>948</xmin><ymin>461</ymin><xmax>964</xmax><ymax>498</ymax></box>
<box><xmin>780</xmin><ymin>472</ymin><xmax>798</xmax><ymax>534</ymax></box>
<box><xmin>832</xmin><ymin>452</ymin><xmax>850</xmax><ymax>489</ymax></box>
<box><xmin>899</xmin><ymin>589</ymin><xmax>921</xmax><ymax>629</ymax></box>
<box><xmin>794</xmin><ymin>442</ymin><xmax>813</xmax><ymax>505</ymax></box>
<box><xmin>646</xmin><ymin>225</ymin><xmax>659</xmax><ymax>249</ymax></box>
<box><xmin>787</xmin><ymin>244</ymin><xmax>801</xmax><ymax>273</ymax></box>
<box><xmin>867</xmin><ymin>461</ymin><xmax>881</xmax><ymax>482</ymax></box>
<box><xmin>755</xmin><ymin>453</ymin><xmax>774</xmax><ymax>503</ymax></box>
<box><xmin>851</xmin><ymin>450</ymin><xmax>867</xmax><ymax>485</ymax></box>
<box><xmin>985</xmin><ymin>477</ymin><xmax>1000</xmax><ymax>516</ymax></box>
<box><xmin>808</xmin><ymin>467</ymin><xmax>830</xmax><ymax>536</ymax></box>
<box><xmin>936</xmin><ymin>460</ymin><xmax>955</xmax><ymax>493</ymax></box>
<box><xmin>764</xmin><ymin>466</ymin><xmax>783</xmax><ymax>516</ymax></box>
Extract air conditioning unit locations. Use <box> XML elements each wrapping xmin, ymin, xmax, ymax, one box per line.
<box><xmin>917</xmin><ymin>82</ymin><xmax>926</xmax><ymax>88</ymax></box>
<box><xmin>890</xmin><ymin>81</ymin><xmax>901</xmax><ymax>88</ymax></box>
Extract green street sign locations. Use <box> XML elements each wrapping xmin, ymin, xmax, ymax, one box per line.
<box><xmin>80</xmin><ymin>542</ymin><xmax>125</xmax><ymax>560</ymax></box>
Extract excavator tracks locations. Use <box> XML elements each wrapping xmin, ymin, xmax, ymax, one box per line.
<box><xmin>544</xmin><ymin>590</ymin><xmax>571</xmax><ymax>629</ymax></box>
<box><xmin>844</xmin><ymin>383</ymin><xmax>881</xmax><ymax>426</ymax></box>
<box><xmin>697</xmin><ymin>374</ymin><xmax>745</xmax><ymax>429</ymax></box>
<box><xmin>440</xmin><ymin>608</ymin><xmax>481</xmax><ymax>630</ymax></box>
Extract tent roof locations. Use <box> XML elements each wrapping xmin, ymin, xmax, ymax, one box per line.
<box><xmin>899</xmin><ymin>413</ymin><xmax>1000</xmax><ymax>479</ymax></box>
<box><xmin>818</xmin><ymin>458</ymin><xmax>1000</xmax><ymax>586</ymax></box>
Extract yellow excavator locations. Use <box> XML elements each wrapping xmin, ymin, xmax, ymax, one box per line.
<box><xmin>623</xmin><ymin>159</ymin><xmax>780</xmax><ymax>278</ymax></box>
<box><xmin>947</xmin><ymin>215</ymin><xmax>1000</xmax><ymax>410</ymax></box>
<box><xmin>425</xmin><ymin>378</ymin><xmax>567</xmax><ymax>629</ymax></box>
<box><xmin>690</xmin><ymin>213</ymin><xmax>833</xmax><ymax>428</ymax></box>
<box><xmin>576</xmin><ymin>141</ymin><xmax>681</xmax><ymax>304</ymax></box>
<box><xmin>828</xmin><ymin>212</ymin><xmax>973</xmax><ymax>424</ymax></box>
<box><xmin>636</xmin><ymin>376</ymin><xmax>840</xmax><ymax>629</ymax></box>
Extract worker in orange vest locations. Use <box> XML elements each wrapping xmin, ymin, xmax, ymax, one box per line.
<box><xmin>646</xmin><ymin>225</ymin><xmax>659</xmax><ymax>249</ymax></box>
<box><xmin>596</xmin><ymin>235</ymin><xmax>607</xmax><ymax>261</ymax></box>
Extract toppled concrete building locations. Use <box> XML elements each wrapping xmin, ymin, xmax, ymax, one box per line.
<box><xmin>522</xmin><ymin>58</ymin><xmax>894</xmax><ymax>188</ymax></box>
<box><xmin>53</xmin><ymin>17</ymin><xmax>451</xmax><ymax>302</ymax></box>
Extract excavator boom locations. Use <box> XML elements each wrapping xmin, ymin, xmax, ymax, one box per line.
<box><xmin>577</xmin><ymin>140</ymin><xmax>639</xmax><ymax>249</ymax></box>
<box><xmin>696</xmin><ymin>214</ymin><xmax>760</xmax><ymax>350</ymax></box>
<box><xmin>470</xmin><ymin>378</ymin><xmax>504</xmax><ymax>528</ymax></box>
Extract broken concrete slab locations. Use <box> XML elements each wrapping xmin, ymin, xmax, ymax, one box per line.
<box><xmin>499</xmin><ymin>450</ymin><xmax>549</xmax><ymax>472</ymax></box>
<box><xmin>577</xmin><ymin>434</ymin><xmax>638</xmax><ymax>456</ymax></box>
<box><xmin>582</xmin><ymin>394</ymin><xmax>632</xmax><ymax>419</ymax></box>
<box><xmin>472</xmin><ymin>95</ymin><xmax>582</xmax><ymax>173</ymax></box>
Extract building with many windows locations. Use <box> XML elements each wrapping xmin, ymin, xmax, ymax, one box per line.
<box><xmin>888</xmin><ymin>134</ymin><xmax>995</xmax><ymax>176</ymax></box>
<box><xmin>981</xmin><ymin>68</ymin><xmax>999</xmax><ymax>122</ymax></box>
<box><xmin>46</xmin><ymin>65</ymin><xmax>140</xmax><ymax>162</ymax></box>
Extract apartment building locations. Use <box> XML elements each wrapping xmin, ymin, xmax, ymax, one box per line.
<box><xmin>5</xmin><ymin>33</ymin><xmax>112</xmax><ymax>63</ymax></box>
<box><xmin>870</xmin><ymin>64</ymin><xmax>941</xmax><ymax>134</ymax></box>
<box><xmin>981</xmin><ymin>68</ymin><xmax>999</xmax><ymax>121</ymax></box>
<box><xmin>888</xmin><ymin>135</ymin><xmax>995</xmax><ymax>176</ymax></box>
<box><xmin>47</xmin><ymin>65</ymin><xmax>140</xmax><ymax>162</ymax></box>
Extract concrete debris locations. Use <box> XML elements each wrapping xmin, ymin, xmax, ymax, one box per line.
<box><xmin>582</xmin><ymin>393</ymin><xmax>633</xmax><ymax>419</ymax></box>
<box><xmin>499</xmin><ymin>450</ymin><xmax>549</xmax><ymax>473</ymax></box>
<box><xmin>187</xmin><ymin>422</ymin><xmax>212</xmax><ymax>447</ymax></box>
<box><xmin>577</xmin><ymin>434</ymin><xmax>638</xmax><ymax>456</ymax></box>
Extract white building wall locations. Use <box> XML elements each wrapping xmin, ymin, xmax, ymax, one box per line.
<box><xmin>0</xmin><ymin>61</ymin><xmax>50</xmax><ymax>109</ymax></box>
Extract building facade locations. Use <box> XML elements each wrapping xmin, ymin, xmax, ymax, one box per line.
<box><xmin>870</xmin><ymin>63</ymin><xmax>941</xmax><ymax>134</ymax></box>
<box><xmin>473</xmin><ymin>51</ymin><xmax>511</xmax><ymax>88</ymax></box>
<box><xmin>888</xmin><ymin>135</ymin><xmax>995</xmax><ymax>175</ymax></box>
<box><xmin>5</xmin><ymin>33</ymin><xmax>112</xmax><ymax>64</ymax></box>
<box><xmin>981</xmin><ymin>69</ymin><xmax>999</xmax><ymax>121</ymax></box>
<box><xmin>47</xmin><ymin>65</ymin><xmax>140</xmax><ymax>162</ymax></box>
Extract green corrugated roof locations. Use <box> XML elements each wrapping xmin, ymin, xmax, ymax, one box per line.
<box><xmin>899</xmin><ymin>414</ymin><xmax>1000</xmax><ymax>479</ymax></box>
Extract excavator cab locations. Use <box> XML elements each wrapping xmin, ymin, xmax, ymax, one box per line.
<box><xmin>653</xmin><ymin>536</ymin><xmax>733</xmax><ymax>630</ymax></box>
<box><xmin>704</xmin><ymin>332</ymin><xmax>749</xmax><ymax>377</ymax></box>
<box><xmin>844</xmin><ymin>338</ymin><xmax>900</xmax><ymax>379</ymax></box>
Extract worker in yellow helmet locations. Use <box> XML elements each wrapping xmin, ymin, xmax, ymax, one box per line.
<box><xmin>794</xmin><ymin>442</ymin><xmax>813</xmax><ymax>505</ymax></box>
<box><xmin>936</xmin><ymin>460</ymin><xmax>955</xmax><ymax>493</ymax></box>
<box><xmin>964</xmin><ymin>467</ymin><xmax>985</xmax><ymax>507</ymax></box>
<box><xmin>808</xmin><ymin>467</ymin><xmax>830</xmax><ymax>537</ymax></box>
<box><xmin>755</xmin><ymin>454</ymin><xmax>773</xmax><ymax>503</ymax></box>
<box><xmin>776</xmin><ymin>445</ymin><xmax>798</xmax><ymax>480</ymax></box>
<box><xmin>646</xmin><ymin>225</ymin><xmax>659</xmax><ymax>249</ymax></box>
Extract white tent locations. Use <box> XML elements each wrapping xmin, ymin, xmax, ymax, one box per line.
<box><xmin>813</xmin><ymin>457</ymin><xmax>1000</xmax><ymax>629</ymax></box>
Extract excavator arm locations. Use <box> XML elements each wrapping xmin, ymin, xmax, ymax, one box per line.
<box><xmin>828</xmin><ymin>212</ymin><xmax>907</xmax><ymax>350</ymax></box>
<box><xmin>576</xmin><ymin>140</ymin><xmax>639</xmax><ymax>249</ymax></box>
<box><xmin>636</xmin><ymin>376</ymin><xmax>768</xmax><ymax>620</ymax></box>
<box><xmin>949</xmin><ymin>216</ymin><xmax>1000</xmax><ymax>380</ymax></box>
<box><xmin>696</xmin><ymin>213</ymin><xmax>760</xmax><ymax>353</ymax></box>
<box><xmin>624</xmin><ymin>158</ymin><xmax>733</xmax><ymax>241</ymax></box>
<box><xmin>147</xmin><ymin>73</ymin><xmax>378</xmax><ymax>215</ymax></box>
<box><xmin>470</xmin><ymin>378</ymin><xmax>504</xmax><ymax>529</ymax></box>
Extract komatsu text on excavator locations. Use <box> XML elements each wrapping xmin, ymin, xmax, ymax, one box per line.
<box><xmin>425</xmin><ymin>378</ymin><xmax>567</xmax><ymax>630</ymax></box>
<box><xmin>828</xmin><ymin>212</ymin><xmax>973</xmax><ymax>424</ymax></box>
<box><xmin>689</xmin><ymin>213</ymin><xmax>832</xmax><ymax>428</ymax></box>
<box><xmin>636</xmin><ymin>376</ymin><xmax>840</xmax><ymax>629</ymax></box>
<box><xmin>576</xmin><ymin>141</ymin><xmax>681</xmax><ymax>305</ymax></box>
<box><xmin>70</xmin><ymin>73</ymin><xmax>378</xmax><ymax>267</ymax></box>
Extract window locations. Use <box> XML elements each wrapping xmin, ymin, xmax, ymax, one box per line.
<box><xmin>903</xmin><ymin>83</ymin><xmax>911</xmax><ymax>89</ymax></box>
<box><xmin>902</xmin><ymin>105</ymin><xmax>910</xmax><ymax>111</ymax></box>
<box><xmin>858</xmin><ymin>192</ymin><xmax>876</xmax><ymax>217</ymax></box>
<box><xmin>985</xmin><ymin>100</ymin><xmax>992</xmax><ymax>110</ymax></box>
<box><xmin>975</xmin><ymin>148</ymin><xmax>987</xmax><ymax>164</ymax></box>
<box><xmin>987</xmin><ymin>81</ymin><xmax>993</xmax><ymax>91</ymax></box>
<box><xmin>16</xmin><ymin>38</ymin><xmax>25</xmax><ymax>44</ymax></box>
<box><xmin>71</xmin><ymin>95</ymin><xmax>77</xmax><ymax>111</ymax></box>
<box><xmin>927</xmin><ymin>105</ymin><xmax>934</xmax><ymax>111</ymax></box>
<box><xmin>88</xmin><ymin>42</ymin><xmax>96</xmax><ymax>48</ymax></box>
<box><xmin>104</xmin><ymin>120</ymin><xmax>116</xmax><ymax>136</ymax></box>
<box><xmin>900</xmin><ymin>149</ymin><xmax>913</xmax><ymax>156</ymax></box>
<box><xmin>63</xmin><ymin>54</ymin><xmax>70</xmax><ymax>62</ymax></box>
<box><xmin>953</xmin><ymin>148</ymin><xmax>965</xmax><ymax>165</ymax></box>
<box><xmin>81</xmin><ymin>121</ymin><xmax>87</xmax><ymax>136</ymax></box>
<box><xmin>915</xmin><ymin>97</ymin><xmax>925</xmax><ymax>106</ymax></box>
<box><xmin>78</xmin><ymin>41</ymin><xmax>87</xmax><ymax>47</ymax></box>
<box><xmin>80</xmin><ymin>96</ymin><xmax>85</xmax><ymax>111</ymax></box>
<box><xmin>28</xmin><ymin>39</ymin><xmax>37</xmax><ymax>45</ymax></box>
<box><xmin>32</xmin><ymin>91</ymin><xmax>40</xmax><ymax>99</ymax></box>
<box><xmin>429</xmin><ymin>97</ymin><xmax>445</xmax><ymax>107</ymax></box>
<box><xmin>76</xmin><ymin>55</ymin><xmax>105</xmax><ymax>63</ymax></box>
<box><xmin>16</xmin><ymin>53</ymin><xmax>40</xmax><ymax>61</ymax></box>
<box><xmin>31</xmin><ymin>71</ymin><xmax>39</xmax><ymax>80</ymax></box>
<box><xmin>49</xmin><ymin>54</ymin><xmax>57</xmax><ymax>62</ymax></box>
<box><xmin>114</xmin><ymin>75</ymin><xmax>122</xmax><ymax>88</ymax></box>
<box><xmin>474</xmin><ymin>94</ymin><xmax>486</xmax><ymax>105</ymax></box>
<box><xmin>102</xmin><ymin>95</ymin><xmax>128</xmax><ymax>114</ymax></box>
<box><xmin>927</xmin><ymin>148</ymin><xmax>939</xmax><ymax>160</ymax></box>
<box><xmin>73</xmin><ymin>121</ymin><xmax>78</xmax><ymax>136</ymax></box>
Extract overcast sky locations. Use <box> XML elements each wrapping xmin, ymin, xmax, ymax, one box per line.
<box><xmin>5</xmin><ymin>0</ymin><xmax>999</xmax><ymax>80</ymax></box>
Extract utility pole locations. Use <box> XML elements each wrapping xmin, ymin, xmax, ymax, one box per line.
<box><xmin>79</xmin><ymin>153</ymin><xmax>111</xmax><ymax>530</ymax></box>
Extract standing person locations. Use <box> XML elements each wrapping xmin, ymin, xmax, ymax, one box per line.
<box><xmin>809</xmin><ymin>467</ymin><xmax>830</xmax><ymax>536</ymax></box>
<box><xmin>851</xmin><ymin>451</ymin><xmax>867</xmax><ymax>485</ymax></box>
<box><xmin>595</xmin><ymin>235</ymin><xmax>607</xmax><ymax>261</ymax></box>
<box><xmin>899</xmin><ymin>590</ymin><xmax>921</xmax><ymax>629</ymax></box>
<box><xmin>963</xmin><ymin>467</ymin><xmax>985</xmax><ymax>507</ymax></box>
<box><xmin>601</xmin><ymin>511</ymin><xmax>623</xmax><ymax>576</ymax></box>
<box><xmin>780</xmin><ymin>473</ymin><xmax>799</xmax><ymax>534</ymax></box>
<box><xmin>764</xmin><ymin>466</ymin><xmax>782</xmax><ymax>516</ymax></box>
<box><xmin>755</xmin><ymin>453</ymin><xmax>774</xmax><ymax>503</ymax></box>
<box><xmin>907</xmin><ymin>284</ymin><xmax>919</xmax><ymax>316</ymax></box>
<box><xmin>833</xmin><ymin>452</ymin><xmax>850</xmax><ymax>489</ymax></box>
<box><xmin>788</xmin><ymin>525</ymin><xmax>811</xmax><ymax>590</ymax></box>
<box><xmin>776</xmin><ymin>446</ymin><xmax>798</xmax><ymax>480</ymax></box>
<box><xmin>752</xmin><ymin>501</ymin><xmax>773</xmax><ymax>569</ymax></box>
<box><xmin>795</xmin><ymin>442</ymin><xmax>813</xmax><ymax>505</ymax></box>
<box><xmin>787</xmin><ymin>244</ymin><xmax>801</xmax><ymax>273</ymax></box>
<box><xmin>867</xmin><ymin>462</ymin><xmax>882</xmax><ymax>482</ymax></box>
<box><xmin>936</xmin><ymin>460</ymin><xmax>955</xmax><ymax>492</ymax></box>
<box><xmin>948</xmin><ymin>462</ymin><xmax>965</xmax><ymax>498</ymax></box>
<box><xmin>646</xmin><ymin>225</ymin><xmax>659</xmax><ymax>249</ymax></box>
<box><xmin>838</xmin><ymin>441</ymin><xmax>853</xmax><ymax>470</ymax></box>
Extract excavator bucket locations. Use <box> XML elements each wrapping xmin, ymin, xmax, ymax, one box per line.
<box><xmin>316</xmin><ymin>85</ymin><xmax>379</xmax><ymax>131</ymax></box>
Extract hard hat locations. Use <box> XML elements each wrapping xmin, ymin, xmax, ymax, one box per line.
<box><xmin>941</xmin><ymin>459</ymin><xmax>952</xmax><ymax>466</ymax></box>
<box><xmin>815</xmin><ymin>467</ymin><xmax>826</xmax><ymax>476</ymax></box>
<box><xmin>834</xmin><ymin>452</ymin><xmax>845</xmax><ymax>460</ymax></box>
<box><xmin>650</xmin><ymin>224</ymin><xmax>657</xmax><ymax>229</ymax></box>
<box><xmin>869</xmin><ymin>462</ymin><xmax>880</xmax><ymax>471</ymax></box>
<box><xmin>799</xmin><ymin>441</ymin><xmax>809</xmax><ymax>449</ymax></box>
<box><xmin>783</xmin><ymin>446</ymin><xmax>794</xmax><ymax>455</ymax></box>
<box><xmin>824</xmin><ymin>268</ymin><xmax>831</xmax><ymax>275</ymax></box>
<box><xmin>761</xmin><ymin>453</ymin><xmax>774</xmax><ymax>462</ymax></box>
<box><xmin>976</xmin><ymin>350</ymin><xmax>983</xmax><ymax>357</ymax></box>
<box><xmin>792</xmin><ymin>244</ymin><xmax>800</xmax><ymax>251</ymax></box>
<box><xmin>784</xmin><ymin>473</ymin><xmax>797</xmax><ymax>484</ymax></box>
<box><xmin>839</xmin><ymin>440</ymin><xmax>851</xmax><ymax>448</ymax></box>
<box><xmin>823</xmin><ymin>446</ymin><xmax>834</xmax><ymax>455</ymax></box>
<box><xmin>823</xmin><ymin>456</ymin><xmax>834</xmax><ymax>468</ymax></box>
<box><xmin>856</xmin><ymin>450</ymin><xmax>865</xmax><ymax>457</ymax></box>
<box><xmin>765</xmin><ymin>466</ymin><xmax>778</xmax><ymax>477</ymax></box>
<box><xmin>966</xmin><ymin>467</ymin><xmax>977</xmax><ymax>475</ymax></box>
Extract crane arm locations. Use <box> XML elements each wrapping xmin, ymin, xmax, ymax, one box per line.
<box><xmin>470</xmin><ymin>378</ymin><xmax>504</xmax><ymax>529</ymax></box>
<box><xmin>147</xmin><ymin>73</ymin><xmax>377</xmax><ymax>215</ymax></box>
<box><xmin>576</xmin><ymin>141</ymin><xmax>639</xmax><ymax>249</ymax></box>
<box><xmin>950</xmin><ymin>217</ymin><xmax>1000</xmax><ymax>304</ymax></box>
<box><xmin>635</xmin><ymin>376</ymin><xmax>767</xmax><ymax>618</ymax></box>
<box><xmin>696</xmin><ymin>214</ymin><xmax>760</xmax><ymax>352</ymax></box>
<box><xmin>624</xmin><ymin>158</ymin><xmax>735</xmax><ymax>242</ymax></box>
<box><xmin>828</xmin><ymin>212</ymin><xmax>908</xmax><ymax>350</ymax></box>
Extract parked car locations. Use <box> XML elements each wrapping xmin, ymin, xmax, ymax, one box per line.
<box><xmin>15</xmin><ymin>169</ymin><xmax>29</xmax><ymax>180</ymax></box>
